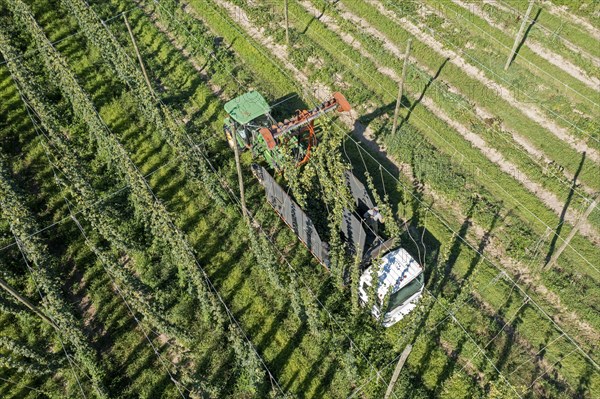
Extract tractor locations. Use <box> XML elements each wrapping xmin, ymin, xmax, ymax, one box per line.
<box><xmin>223</xmin><ymin>91</ymin><xmax>424</xmax><ymax>327</ymax></box>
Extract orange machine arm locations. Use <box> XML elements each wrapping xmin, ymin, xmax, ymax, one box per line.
<box><xmin>259</xmin><ymin>92</ymin><xmax>351</xmax><ymax>150</ymax></box>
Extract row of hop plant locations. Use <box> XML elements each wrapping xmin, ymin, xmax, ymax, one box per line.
<box><xmin>266</xmin><ymin>0</ymin><xmax>600</xmax><ymax>333</ymax></box>
<box><xmin>150</xmin><ymin>0</ymin><xmax>252</xmax><ymax>97</ymax></box>
<box><xmin>189</xmin><ymin>2</ymin><xmax>600</xmax><ymax>396</ymax></box>
<box><xmin>150</xmin><ymin>0</ymin><xmax>367</xmax><ymax>333</ymax></box>
<box><xmin>324</xmin><ymin>0</ymin><xmax>600</xmax><ymax>326</ymax></box>
<box><xmin>32</xmin><ymin>0</ymin><xmax>442</xmax><ymax>396</ymax></box>
<box><xmin>122</xmin><ymin>1</ymin><xmax>483</xmax><ymax>396</ymax></box>
<box><xmin>1</xmin><ymin>2</ymin><xmax>199</xmax><ymax>347</ymax></box>
<box><xmin>141</xmin><ymin>0</ymin><xmax>596</xmax><ymax>396</ymax></box>
<box><xmin>0</xmin><ymin>156</ymin><xmax>109</xmax><ymax>398</ymax></box>
<box><xmin>146</xmin><ymin>0</ymin><xmax>337</xmax><ymax>341</ymax></box>
<box><xmin>59</xmin><ymin>0</ymin><xmax>227</xmax><ymax>208</ymax></box>
<box><xmin>6</xmin><ymin>0</ymin><xmax>227</xmax><ymax>329</ymax></box>
<box><xmin>0</xmin><ymin>336</ymin><xmax>63</xmax><ymax>376</ymax></box>
<box><xmin>16</xmin><ymin>0</ymin><xmax>288</xmax><ymax>394</ymax></box>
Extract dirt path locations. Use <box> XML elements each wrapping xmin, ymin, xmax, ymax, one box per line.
<box><xmin>305</xmin><ymin>0</ymin><xmax>599</xmax><ymax>242</ymax></box>
<box><xmin>541</xmin><ymin>0</ymin><xmax>600</xmax><ymax>41</ymax></box>
<box><xmin>487</xmin><ymin>0</ymin><xmax>600</xmax><ymax>69</ymax></box>
<box><xmin>64</xmin><ymin>263</ymin><xmax>104</xmax><ymax>338</ymax></box>
<box><xmin>196</xmin><ymin>0</ymin><xmax>600</xmax><ymax>346</ymax></box>
<box><xmin>330</xmin><ymin>0</ymin><xmax>588</xmax><ymax>189</ymax></box>
<box><xmin>365</xmin><ymin>0</ymin><xmax>600</xmax><ymax>164</ymax></box>
<box><xmin>453</xmin><ymin>0</ymin><xmax>600</xmax><ymax>90</ymax></box>
<box><xmin>331</xmin><ymin>0</ymin><xmax>599</xmax><ymax>197</ymax></box>
<box><xmin>203</xmin><ymin>0</ymin><xmax>331</xmax><ymax>102</ymax></box>
<box><xmin>422</xmin><ymin>95</ymin><xmax>599</xmax><ymax>243</ymax></box>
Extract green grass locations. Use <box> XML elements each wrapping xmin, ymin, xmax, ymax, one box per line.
<box><xmin>1</xmin><ymin>0</ymin><xmax>599</xmax><ymax>397</ymax></box>
<box><xmin>192</xmin><ymin>0</ymin><xmax>600</xmax><ymax>396</ymax></box>
<box><xmin>420</xmin><ymin>0</ymin><xmax>599</xmax><ymax>143</ymax></box>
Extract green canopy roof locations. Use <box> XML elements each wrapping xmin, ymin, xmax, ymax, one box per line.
<box><xmin>224</xmin><ymin>91</ymin><xmax>270</xmax><ymax>124</ymax></box>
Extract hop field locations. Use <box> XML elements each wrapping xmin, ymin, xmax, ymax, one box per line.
<box><xmin>0</xmin><ymin>0</ymin><xmax>598</xmax><ymax>398</ymax></box>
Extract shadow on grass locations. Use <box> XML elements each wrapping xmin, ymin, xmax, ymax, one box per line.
<box><xmin>506</xmin><ymin>8</ymin><xmax>542</xmax><ymax>69</ymax></box>
<box><xmin>269</xmin><ymin>92</ymin><xmax>308</xmax><ymax>120</ymax></box>
<box><xmin>430</xmin><ymin>200</ymin><xmax>477</xmax><ymax>295</ymax></box>
<box><xmin>399</xmin><ymin>57</ymin><xmax>449</xmax><ymax>130</ymax></box>
<box><xmin>544</xmin><ymin>151</ymin><xmax>586</xmax><ymax>265</ymax></box>
<box><xmin>146</xmin><ymin>372</ymin><xmax>171</xmax><ymax>399</ymax></box>
<box><xmin>301</xmin><ymin>2</ymin><xmax>327</xmax><ymax>35</ymax></box>
<box><xmin>433</xmin><ymin>335</ymin><xmax>468</xmax><ymax>396</ymax></box>
<box><xmin>574</xmin><ymin>361</ymin><xmax>595</xmax><ymax>399</ymax></box>
<box><xmin>413</xmin><ymin>200</ymin><xmax>500</xmax><ymax>383</ymax></box>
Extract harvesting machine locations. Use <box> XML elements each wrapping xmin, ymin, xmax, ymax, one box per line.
<box><xmin>223</xmin><ymin>91</ymin><xmax>424</xmax><ymax>327</ymax></box>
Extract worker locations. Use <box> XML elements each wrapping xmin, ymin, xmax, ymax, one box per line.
<box><xmin>364</xmin><ymin>207</ymin><xmax>383</xmax><ymax>234</ymax></box>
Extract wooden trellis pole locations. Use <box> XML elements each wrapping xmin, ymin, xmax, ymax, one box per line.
<box><xmin>232</xmin><ymin>140</ymin><xmax>248</xmax><ymax>220</ymax></box>
<box><xmin>391</xmin><ymin>39</ymin><xmax>412</xmax><ymax>137</ymax></box>
<box><xmin>123</xmin><ymin>13</ymin><xmax>154</xmax><ymax>96</ymax></box>
<box><xmin>284</xmin><ymin>0</ymin><xmax>290</xmax><ymax>48</ymax></box>
<box><xmin>0</xmin><ymin>276</ymin><xmax>57</xmax><ymax>329</ymax></box>
<box><xmin>505</xmin><ymin>0</ymin><xmax>535</xmax><ymax>70</ymax></box>
<box><xmin>384</xmin><ymin>344</ymin><xmax>413</xmax><ymax>399</ymax></box>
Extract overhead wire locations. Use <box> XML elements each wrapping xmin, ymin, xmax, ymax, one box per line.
<box><xmin>12</xmin><ymin>236</ymin><xmax>89</xmax><ymax>399</ymax></box>
<box><xmin>85</xmin><ymin>3</ymin><xmax>287</xmax><ymax>394</ymax></box>
<box><xmin>384</xmin><ymin>0</ymin><xmax>599</xmax><ymax>143</ymax></box>
<box><xmin>146</xmin><ymin>0</ymin><xmax>407</xmax><ymax>392</ymax></box>
<box><xmin>195</xmin><ymin>1</ymin><xmax>596</xmax><ymax>396</ymax></box>
<box><xmin>0</xmin><ymin>375</ymin><xmax>50</xmax><ymax>395</ymax></box>
<box><xmin>306</xmin><ymin>0</ymin><xmax>600</xmax><ymax>274</ymax></box>
<box><xmin>0</xmin><ymin>6</ymin><xmax>137</xmax><ymax>67</ymax></box>
<box><xmin>175</xmin><ymin>2</ymin><xmax>523</xmax><ymax>397</ymax></box>
<box><xmin>199</xmin><ymin>0</ymin><xmax>599</xmax><ymax>370</ymax></box>
<box><xmin>15</xmin><ymin>65</ymin><xmax>189</xmax><ymax>396</ymax></box>
<box><xmin>68</xmin><ymin>207</ymin><xmax>188</xmax><ymax>398</ymax></box>
<box><xmin>404</xmin><ymin>61</ymin><xmax>598</xmax><ymax>210</ymax></box>
<box><xmin>2</xmin><ymin>1</ymin><xmax>596</xmax><ymax>398</ymax></box>
<box><xmin>155</xmin><ymin>4</ymin><xmax>600</xmax><ymax>395</ymax></box>
<box><xmin>495</xmin><ymin>0</ymin><xmax>600</xmax><ymax>48</ymax></box>
<box><xmin>257</xmin><ymin>0</ymin><xmax>599</xmax><ymax>376</ymax></box>
<box><xmin>338</xmin><ymin>28</ymin><xmax>592</xmax><ymax>382</ymax></box>
<box><xmin>433</xmin><ymin>0</ymin><xmax>599</xmax><ymax>107</ymax></box>
<box><xmin>523</xmin><ymin>347</ymin><xmax>578</xmax><ymax>391</ymax></box>
<box><xmin>458</xmin><ymin>296</ymin><xmax>529</xmax><ymax>374</ymax></box>
<box><xmin>193</xmin><ymin>2</ymin><xmax>599</xmax><ymax>397</ymax></box>
<box><xmin>506</xmin><ymin>332</ymin><xmax>566</xmax><ymax>378</ymax></box>
<box><xmin>4</xmin><ymin>6</ymin><xmax>279</xmax><ymax>395</ymax></box>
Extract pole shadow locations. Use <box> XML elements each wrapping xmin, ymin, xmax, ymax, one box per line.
<box><xmin>544</xmin><ymin>152</ymin><xmax>586</xmax><ymax>265</ymax></box>
<box><xmin>399</xmin><ymin>57</ymin><xmax>449</xmax><ymax>129</ymax></box>
<box><xmin>431</xmin><ymin>200</ymin><xmax>477</xmax><ymax>295</ymax></box>
<box><xmin>507</xmin><ymin>8</ymin><xmax>542</xmax><ymax>68</ymax></box>
<box><xmin>301</xmin><ymin>2</ymin><xmax>327</xmax><ymax>35</ymax></box>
